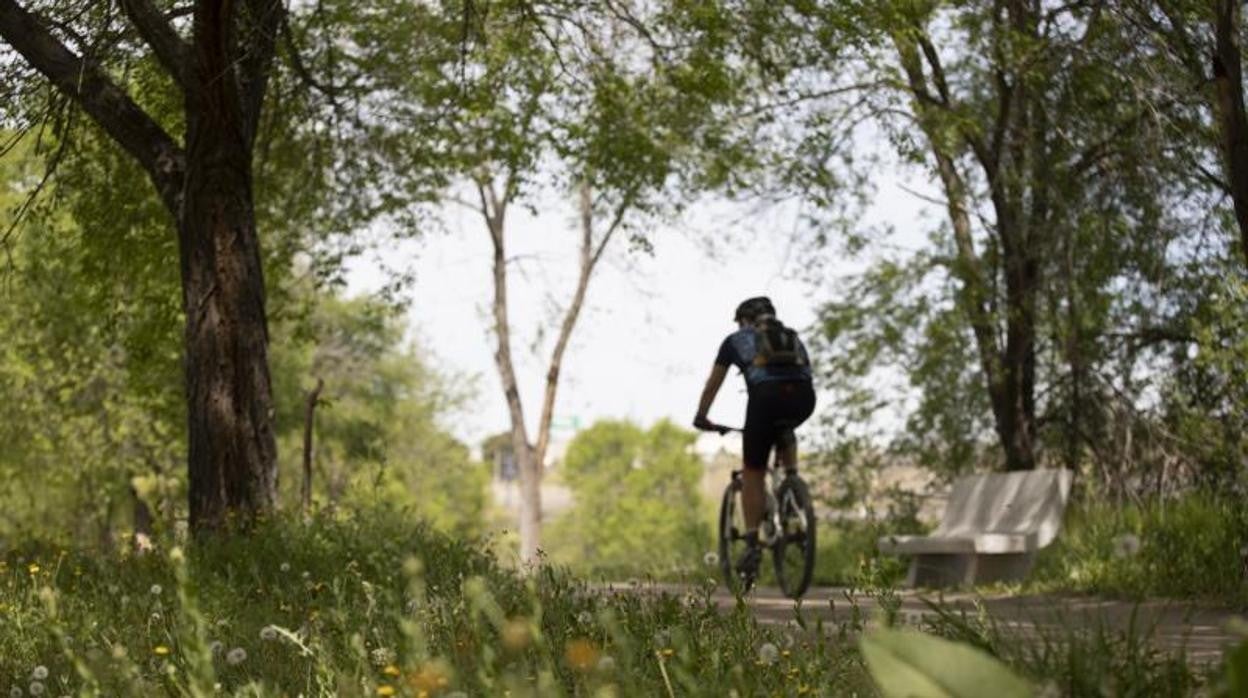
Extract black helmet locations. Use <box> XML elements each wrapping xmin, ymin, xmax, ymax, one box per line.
<box><xmin>734</xmin><ymin>296</ymin><xmax>776</xmax><ymax>323</ymax></box>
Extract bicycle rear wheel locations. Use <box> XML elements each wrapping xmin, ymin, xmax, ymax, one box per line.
<box><xmin>717</xmin><ymin>477</ymin><xmax>750</xmax><ymax>592</ymax></box>
<box><xmin>772</xmin><ymin>474</ymin><xmax>816</xmax><ymax>599</ymax></box>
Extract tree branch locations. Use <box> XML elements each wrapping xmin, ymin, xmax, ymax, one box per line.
<box><xmin>119</xmin><ymin>0</ymin><xmax>189</xmax><ymax>90</ymax></box>
<box><xmin>0</xmin><ymin>0</ymin><xmax>185</xmax><ymax>213</ymax></box>
<box><xmin>238</xmin><ymin>0</ymin><xmax>286</xmax><ymax>148</ymax></box>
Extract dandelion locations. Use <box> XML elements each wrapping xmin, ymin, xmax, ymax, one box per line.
<box><xmin>259</xmin><ymin>625</ymin><xmax>278</xmax><ymax>641</ymax></box>
<box><xmin>279</xmin><ymin>562</ymin><xmax>291</xmax><ymax>573</ymax></box>
<box><xmin>382</xmin><ymin>665</ymin><xmax>401</xmax><ymax>677</ymax></box>
<box><xmin>376</xmin><ymin>686</ymin><xmax>395</xmax><ymax>697</ymax></box>
<box><xmin>501</xmin><ymin>618</ymin><xmax>532</xmax><ymax>652</ymax></box>
<box><xmin>1112</xmin><ymin>533</ymin><xmax>1141</xmax><ymax>559</ymax></box>
<box><xmin>226</xmin><ymin>647</ymin><xmax>247</xmax><ymax>666</ymax></box>
<box><xmin>564</xmin><ymin>639</ymin><xmax>600</xmax><ymax>672</ymax></box>
<box><xmin>1186</xmin><ymin>343</ymin><xmax>1199</xmax><ymax>360</ymax></box>
<box><xmin>29</xmin><ymin>668</ymin><xmax>46</xmax><ymax>682</ymax></box>
<box><xmin>370</xmin><ymin>647</ymin><xmax>396</xmax><ymax>667</ymax></box>
<box><xmin>27</xmin><ymin>683</ymin><xmax>43</xmax><ymax>697</ymax></box>
<box><xmin>652</xmin><ymin>629</ymin><xmax>671</xmax><ymax>650</ymax></box>
<box><xmin>576</xmin><ymin>610</ymin><xmax>594</xmax><ymax>625</ymax></box>
<box><xmin>597</xmin><ymin>655</ymin><xmax>616</xmax><ymax>673</ymax></box>
<box><xmin>9</xmin><ymin>687</ymin><xmax>21</xmax><ymax>698</ymax></box>
<box><xmin>703</xmin><ymin>551</ymin><xmax>719</xmax><ymax>567</ymax></box>
<box><xmin>407</xmin><ymin>660</ymin><xmax>453</xmax><ymax>693</ymax></box>
<box><xmin>153</xmin><ymin>646</ymin><xmax>171</xmax><ymax>656</ymax></box>
<box><xmin>758</xmin><ymin>642</ymin><xmax>779</xmax><ymax>665</ymax></box>
<box><xmin>150</xmin><ymin>612</ymin><xmax>162</xmax><ymax>622</ymax></box>
<box><xmin>209</xmin><ymin>641</ymin><xmax>224</xmax><ymax>656</ymax></box>
<box><xmin>27</xmin><ymin>563</ymin><xmax>39</xmax><ymax>575</ymax></box>
<box><xmin>301</xmin><ymin>571</ymin><xmax>311</xmax><ymax>580</ymax></box>
<box><xmin>150</xmin><ymin>584</ymin><xmax>162</xmax><ymax>596</ymax></box>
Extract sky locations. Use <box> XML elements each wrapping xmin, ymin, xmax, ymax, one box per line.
<box><xmin>344</xmin><ymin>171</ymin><xmax>938</xmax><ymax>454</ymax></box>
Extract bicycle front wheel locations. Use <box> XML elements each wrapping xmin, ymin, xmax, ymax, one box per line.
<box><xmin>772</xmin><ymin>474</ymin><xmax>816</xmax><ymax>599</ymax></box>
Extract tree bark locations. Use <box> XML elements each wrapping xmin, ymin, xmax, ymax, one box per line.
<box><xmin>179</xmin><ymin>0</ymin><xmax>280</xmax><ymax>531</ymax></box>
<box><xmin>1212</xmin><ymin>0</ymin><xmax>1248</xmax><ymax>267</ymax></box>
<box><xmin>302</xmin><ymin>377</ymin><xmax>324</xmax><ymax>517</ymax></box>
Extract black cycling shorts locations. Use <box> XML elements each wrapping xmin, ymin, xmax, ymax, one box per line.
<box><xmin>743</xmin><ymin>380</ymin><xmax>816</xmax><ymax>469</ymax></box>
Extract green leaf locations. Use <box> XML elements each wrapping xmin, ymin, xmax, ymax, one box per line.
<box><xmin>860</xmin><ymin>627</ymin><xmax>1034</xmax><ymax>698</ymax></box>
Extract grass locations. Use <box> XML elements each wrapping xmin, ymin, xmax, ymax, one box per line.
<box><xmin>0</xmin><ymin>508</ymin><xmax>872</xmax><ymax>697</ymax></box>
<box><xmin>1030</xmin><ymin>492</ymin><xmax>1248</xmax><ymax>605</ymax></box>
<box><xmin>2</xmin><ymin>504</ymin><xmax>1243</xmax><ymax>697</ymax></box>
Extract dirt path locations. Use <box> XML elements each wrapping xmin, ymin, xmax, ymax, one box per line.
<box><xmin>600</xmin><ymin>583</ymin><xmax>1242</xmax><ymax>665</ymax></box>
<box><xmin>722</xmin><ymin>587</ymin><xmax>1240</xmax><ymax>665</ymax></box>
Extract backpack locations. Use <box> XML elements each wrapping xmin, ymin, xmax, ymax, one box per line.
<box><xmin>751</xmin><ymin>316</ymin><xmax>805</xmax><ymax>367</ymax></box>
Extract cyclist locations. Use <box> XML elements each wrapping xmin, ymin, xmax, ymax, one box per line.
<box><xmin>693</xmin><ymin>296</ymin><xmax>816</xmax><ymax>584</ymax></box>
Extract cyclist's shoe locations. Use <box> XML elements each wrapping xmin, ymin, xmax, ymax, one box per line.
<box><xmin>736</xmin><ymin>544</ymin><xmax>763</xmax><ymax>589</ymax></box>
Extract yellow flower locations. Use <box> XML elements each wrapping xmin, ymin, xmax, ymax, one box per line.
<box><xmin>27</xmin><ymin>563</ymin><xmax>40</xmax><ymax>575</ymax></box>
<box><xmin>564</xmin><ymin>638</ymin><xmax>600</xmax><ymax>672</ymax></box>
<box><xmin>407</xmin><ymin>659</ymin><xmax>453</xmax><ymax>693</ymax></box>
<box><xmin>382</xmin><ymin>665</ymin><xmax>401</xmax><ymax>677</ymax></box>
<box><xmin>501</xmin><ymin>618</ymin><xmax>531</xmax><ymax>652</ymax></box>
<box><xmin>376</xmin><ymin>685</ymin><xmax>396</xmax><ymax>697</ymax></box>
<box><xmin>153</xmin><ymin>645</ymin><xmax>171</xmax><ymax>656</ymax></box>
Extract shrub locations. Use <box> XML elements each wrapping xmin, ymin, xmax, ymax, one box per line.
<box><xmin>1031</xmin><ymin>492</ymin><xmax>1248</xmax><ymax>603</ymax></box>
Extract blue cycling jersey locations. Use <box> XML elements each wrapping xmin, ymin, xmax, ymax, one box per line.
<box><xmin>715</xmin><ymin>327</ymin><xmax>812</xmax><ymax>388</ymax></box>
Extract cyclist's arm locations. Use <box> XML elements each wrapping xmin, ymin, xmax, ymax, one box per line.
<box><xmin>694</xmin><ymin>363</ymin><xmax>730</xmax><ymax>427</ymax></box>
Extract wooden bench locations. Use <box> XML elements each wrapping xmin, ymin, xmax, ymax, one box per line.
<box><xmin>878</xmin><ymin>468</ymin><xmax>1073</xmax><ymax>587</ymax></box>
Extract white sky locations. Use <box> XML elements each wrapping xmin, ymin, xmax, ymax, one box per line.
<box><xmin>344</xmin><ymin>171</ymin><xmax>938</xmax><ymax>452</ymax></box>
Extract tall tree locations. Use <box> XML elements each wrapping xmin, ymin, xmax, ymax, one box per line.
<box><xmin>379</xmin><ymin>0</ymin><xmax>744</xmax><ymax>560</ymax></box>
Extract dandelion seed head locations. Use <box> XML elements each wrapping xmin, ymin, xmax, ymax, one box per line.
<box><xmin>1112</xmin><ymin>533</ymin><xmax>1141</xmax><ymax>559</ymax></box>
<box><xmin>29</xmin><ymin>668</ymin><xmax>47</xmax><ymax>681</ymax></box>
<box><xmin>758</xmin><ymin>642</ymin><xmax>780</xmax><ymax>665</ymax></box>
<box><xmin>149</xmin><ymin>584</ymin><xmax>162</xmax><ymax>596</ymax></box>
<box><xmin>576</xmin><ymin>610</ymin><xmax>593</xmax><ymax>625</ymax></box>
<box><xmin>597</xmin><ymin>655</ymin><xmax>616</xmax><ymax>673</ymax></box>
<box><xmin>279</xmin><ymin>562</ymin><xmax>291</xmax><ymax>573</ymax></box>
<box><xmin>226</xmin><ymin>647</ymin><xmax>247</xmax><ymax>666</ymax></box>
<box><xmin>9</xmin><ymin>687</ymin><xmax>22</xmax><ymax>698</ymax></box>
<box><xmin>703</xmin><ymin>551</ymin><xmax>719</xmax><ymax>567</ymax></box>
<box><xmin>209</xmin><ymin>641</ymin><xmax>223</xmax><ymax>656</ymax></box>
<box><xmin>27</xmin><ymin>682</ymin><xmax>43</xmax><ymax>697</ymax></box>
<box><xmin>259</xmin><ymin>625</ymin><xmax>278</xmax><ymax>641</ymax></box>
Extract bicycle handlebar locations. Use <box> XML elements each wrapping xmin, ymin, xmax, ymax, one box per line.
<box><xmin>695</xmin><ymin>422</ymin><xmax>742</xmax><ymax>435</ymax></box>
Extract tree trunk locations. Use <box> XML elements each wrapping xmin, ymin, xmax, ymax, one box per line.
<box><xmin>479</xmin><ymin>179</ymin><xmax>543</xmax><ymax>563</ymax></box>
<box><xmin>181</xmin><ymin>11</ymin><xmax>279</xmax><ymax>530</ymax></box>
<box><xmin>302</xmin><ymin>377</ymin><xmax>324</xmax><ymax>517</ymax></box>
<box><xmin>1212</xmin><ymin>0</ymin><xmax>1248</xmax><ymax>267</ymax></box>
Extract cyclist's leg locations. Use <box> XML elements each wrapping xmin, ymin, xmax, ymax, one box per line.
<box><xmin>740</xmin><ymin>396</ymin><xmax>773</xmax><ymax>536</ymax></box>
<box><xmin>773</xmin><ymin>381</ymin><xmax>816</xmax><ymax>469</ymax></box>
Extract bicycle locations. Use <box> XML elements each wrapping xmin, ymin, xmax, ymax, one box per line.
<box><xmin>698</xmin><ymin>422</ymin><xmax>817</xmax><ymax>599</ymax></box>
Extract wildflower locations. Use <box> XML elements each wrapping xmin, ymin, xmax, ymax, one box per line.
<box><xmin>169</xmin><ymin>547</ymin><xmax>185</xmax><ymax>564</ymax></box>
<box><xmin>209</xmin><ymin>641</ymin><xmax>224</xmax><ymax>656</ymax></box>
<box><xmin>150</xmin><ymin>612</ymin><xmax>162</xmax><ymax>622</ymax></box>
<box><xmin>501</xmin><ymin>618</ymin><xmax>531</xmax><ymax>652</ymax></box>
<box><xmin>279</xmin><ymin>562</ymin><xmax>291</xmax><ymax>573</ymax></box>
<box><xmin>382</xmin><ymin>665</ymin><xmax>401</xmax><ymax>677</ymax></box>
<box><xmin>564</xmin><ymin>639</ymin><xmax>600</xmax><ymax>672</ymax></box>
<box><xmin>27</xmin><ymin>563</ymin><xmax>39</xmax><ymax>575</ymax></box>
<box><xmin>376</xmin><ymin>686</ymin><xmax>395</xmax><ymax>697</ymax></box>
<box><xmin>302</xmin><ymin>571</ymin><xmax>311</xmax><ymax>580</ymax></box>
<box><xmin>1187</xmin><ymin>343</ymin><xmax>1199</xmax><ymax>360</ymax></box>
<box><xmin>29</xmin><ymin>668</ymin><xmax>47</xmax><ymax>682</ymax></box>
<box><xmin>226</xmin><ymin>647</ymin><xmax>247</xmax><ymax>666</ymax></box>
<box><xmin>150</xmin><ymin>584</ymin><xmax>162</xmax><ymax>596</ymax></box>
<box><xmin>260</xmin><ymin>625</ymin><xmax>278</xmax><ymax>641</ymax></box>
<box><xmin>370</xmin><ymin>647</ymin><xmax>396</xmax><ymax>667</ymax></box>
<box><xmin>758</xmin><ymin>642</ymin><xmax>779</xmax><ymax>665</ymax></box>
<box><xmin>652</xmin><ymin>629</ymin><xmax>671</xmax><ymax>650</ymax></box>
<box><xmin>576</xmin><ymin>610</ymin><xmax>594</xmax><ymax>626</ymax></box>
<box><xmin>27</xmin><ymin>683</ymin><xmax>43</xmax><ymax>697</ymax></box>
<box><xmin>596</xmin><ymin>655</ymin><xmax>616</xmax><ymax>673</ymax></box>
<box><xmin>153</xmin><ymin>645</ymin><xmax>171</xmax><ymax>656</ymax></box>
<box><xmin>407</xmin><ymin>659</ymin><xmax>453</xmax><ymax>693</ymax></box>
<box><xmin>1112</xmin><ymin>533</ymin><xmax>1141</xmax><ymax>559</ymax></box>
<box><xmin>703</xmin><ymin>551</ymin><xmax>719</xmax><ymax>567</ymax></box>
<box><xmin>9</xmin><ymin>687</ymin><xmax>21</xmax><ymax>698</ymax></box>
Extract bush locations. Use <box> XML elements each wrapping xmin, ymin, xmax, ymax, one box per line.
<box><xmin>1031</xmin><ymin>492</ymin><xmax>1248</xmax><ymax>603</ymax></box>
